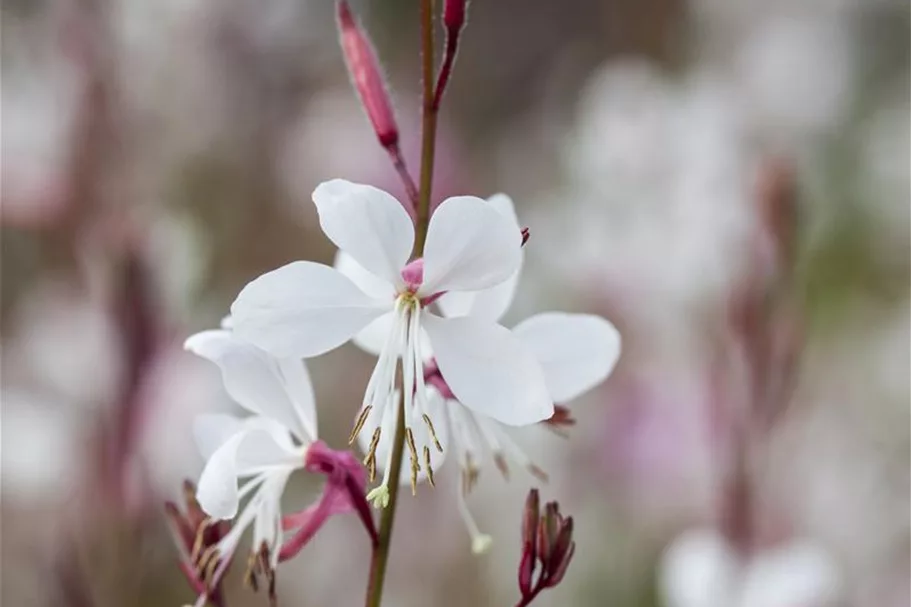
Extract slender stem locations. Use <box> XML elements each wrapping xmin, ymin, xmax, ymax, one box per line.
<box><xmin>364</xmin><ymin>2</ymin><xmax>438</xmax><ymax>606</ymax></box>
<box><xmin>432</xmin><ymin>34</ymin><xmax>459</xmax><ymax>112</ymax></box>
<box><xmin>387</xmin><ymin>144</ymin><xmax>420</xmax><ymax>214</ymax></box>
<box><xmin>363</xmin><ymin>393</ymin><xmax>406</xmax><ymax>607</ymax></box>
<box><xmin>413</xmin><ymin>0</ymin><xmax>437</xmax><ymax>258</ymax></box>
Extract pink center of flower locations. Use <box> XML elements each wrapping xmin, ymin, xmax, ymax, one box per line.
<box><xmin>400</xmin><ymin>258</ymin><xmax>424</xmax><ymax>292</ymax></box>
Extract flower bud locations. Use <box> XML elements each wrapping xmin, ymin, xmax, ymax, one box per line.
<box><xmin>443</xmin><ymin>0</ymin><xmax>467</xmax><ymax>33</ymax></box>
<box><xmin>515</xmin><ymin>491</ymin><xmax>577</xmax><ymax>604</ymax></box>
<box><xmin>336</xmin><ymin>1</ymin><xmax>399</xmax><ymax>149</ymax></box>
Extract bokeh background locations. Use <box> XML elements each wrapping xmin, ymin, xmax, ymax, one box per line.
<box><xmin>1</xmin><ymin>0</ymin><xmax>908</xmax><ymax>606</ymax></box>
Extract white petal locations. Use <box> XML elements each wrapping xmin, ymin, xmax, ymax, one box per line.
<box><xmin>334</xmin><ymin>250</ymin><xmax>397</xmax><ymax>301</ymax></box>
<box><xmin>512</xmin><ymin>313</ymin><xmax>620</xmax><ymax>403</ymax></box>
<box><xmin>352</xmin><ymin>311</ymin><xmax>395</xmax><ymax>356</ymax></box>
<box><xmin>193</xmin><ymin>413</ymin><xmax>245</xmax><ymax>460</ymax></box>
<box><xmin>422</xmin><ymin>313</ymin><xmax>552</xmax><ymax>426</ymax></box>
<box><xmin>231</xmin><ymin>261</ymin><xmax>390</xmax><ymax>358</ymax></box>
<box><xmin>185</xmin><ymin>329</ymin><xmax>317</xmax><ymax>442</ymax></box>
<box><xmin>195</xmin><ymin>430</ymin><xmax>248</xmax><ymax>519</ymax></box>
<box><xmin>277</xmin><ymin>357</ymin><xmax>318</xmax><ymax>441</ymax></box>
<box><xmin>443</xmin><ymin>193</ymin><xmax>522</xmax><ymax>321</ymax></box>
<box><xmin>313</xmin><ymin>179</ymin><xmax>414</xmax><ymax>285</ymax></box>
<box><xmin>195</xmin><ymin>425</ymin><xmax>299</xmax><ymax>520</ymax></box>
<box><xmin>486</xmin><ymin>193</ymin><xmax>519</xmax><ymax>228</ymax></box>
<box><xmin>419</xmin><ymin>196</ymin><xmax>522</xmax><ymax>295</ymax></box>
<box><xmin>436</xmin><ymin>265</ymin><xmax>521</xmax><ymax>322</ymax></box>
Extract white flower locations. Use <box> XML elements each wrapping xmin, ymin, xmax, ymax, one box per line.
<box><xmin>660</xmin><ymin>528</ymin><xmax>842</xmax><ymax>607</ymax></box>
<box><xmin>183</xmin><ymin>324</ymin><xmax>318</xmax><ymax>590</ymax></box>
<box><xmin>230</xmin><ymin>180</ymin><xmax>553</xmax><ymax>506</ymax></box>
<box><xmin>352</xmin><ymin>194</ymin><xmax>621</xmax><ymax>551</ymax></box>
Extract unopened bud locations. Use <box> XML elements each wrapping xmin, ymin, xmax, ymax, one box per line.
<box><xmin>515</xmin><ymin>491</ymin><xmax>577</xmax><ymax>603</ymax></box>
<box><xmin>443</xmin><ymin>0</ymin><xmax>468</xmax><ymax>32</ymax></box>
<box><xmin>545</xmin><ymin>540</ymin><xmax>575</xmax><ymax>588</ymax></box>
<box><xmin>337</xmin><ymin>1</ymin><xmax>399</xmax><ymax>149</ymax></box>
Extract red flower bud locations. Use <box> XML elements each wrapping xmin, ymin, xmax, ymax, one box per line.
<box><xmin>336</xmin><ymin>1</ymin><xmax>399</xmax><ymax>149</ymax></box>
<box><xmin>443</xmin><ymin>0</ymin><xmax>467</xmax><ymax>32</ymax></box>
<box><xmin>515</xmin><ymin>491</ymin><xmax>577</xmax><ymax>605</ymax></box>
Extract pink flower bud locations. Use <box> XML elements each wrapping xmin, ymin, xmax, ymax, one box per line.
<box><xmin>337</xmin><ymin>1</ymin><xmax>399</xmax><ymax>149</ymax></box>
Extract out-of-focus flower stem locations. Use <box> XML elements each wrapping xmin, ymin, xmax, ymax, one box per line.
<box><xmin>364</xmin><ymin>3</ymin><xmax>438</xmax><ymax>607</ymax></box>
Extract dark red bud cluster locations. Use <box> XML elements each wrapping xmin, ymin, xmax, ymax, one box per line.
<box><xmin>516</xmin><ymin>489</ymin><xmax>576</xmax><ymax>606</ymax></box>
<box><xmin>165</xmin><ymin>480</ymin><xmax>231</xmax><ymax>605</ymax></box>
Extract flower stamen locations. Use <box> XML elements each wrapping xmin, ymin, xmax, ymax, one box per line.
<box><xmin>363</xmin><ymin>426</ymin><xmax>382</xmax><ymax>482</ymax></box>
<box><xmin>422</xmin><ymin>413</ymin><xmax>443</xmax><ymax>452</ymax></box>
<box><xmin>349</xmin><ymin>405</ymin><xmax>372</xmax><ymax>445</ymax></box>
<box><xmin>423</xmin><ymin>446</ymin><xmax>435</xmax><ymax>487</ymax></box>
<box><xmin>405</xmin><ymin>427</ymin><xmax>420</xmax><ymax>495</ymax></box>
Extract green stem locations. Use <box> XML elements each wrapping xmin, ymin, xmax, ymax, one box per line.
<box><xmin>364</xmin><ymin>2</ymin><xmax>437</xmax><ymax>606</ymax></box>
<box><xmin>363</xmin><ymin>393</ymin><xmax>406</xmax><ymax>607</ymax></box>
<box><xmin>413</xmin><ymin>0</ymin><xmax>437</xmax><ymax>258</ymax></box>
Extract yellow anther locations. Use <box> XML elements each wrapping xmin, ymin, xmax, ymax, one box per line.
<box><xmin>190</xmin><ymin>517</ymin><xmax>213</xmax><ymax>563</ymax></box>
<box><xmin>422</xmin><ymin>414</ymin><xmax>443</xmax><ymax>452</ymax></box>
<box><xmin>424</xmin><ymin>446</ymin><xmax>435</xmax><ymax>487</ymax></box>
<box><xmin>349</xmin><ymin>405</ymin><xmax>372</xmax><ymax>444</ymax></box>
<box><xmin>405</xmin><ymin>428</ymin><xmax>420</xmax><ymax>495</ymax></box>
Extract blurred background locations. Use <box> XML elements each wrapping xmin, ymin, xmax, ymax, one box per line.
<box><xmin>1</xmin><ymin>0</ymin><xmax>908</xmax><ymax>606</ymax></box>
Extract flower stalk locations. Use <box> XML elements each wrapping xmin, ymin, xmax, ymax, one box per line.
<box><xmin>364</xmin><ymin>1</ymin><xmax>440</xmax><ymax>606</ymax></box>
<box><xmin>413</xmin><ymin>0</ymin><xmax>438</xmax><ymax>258</ymax></box>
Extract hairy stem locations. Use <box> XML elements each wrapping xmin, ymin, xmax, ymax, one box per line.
<box><xmin>364</xmin><ymin>2</ymin><xmax>437</xmax><ymax>606</ymax></box>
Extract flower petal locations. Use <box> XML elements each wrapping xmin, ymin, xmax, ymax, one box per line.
<box><xmin>512</xmin><ymin>313</ymin><xmax>621</xmax><ymax>402</ymax></box>
<box><xmin>185</xmin><ymin>329</ymin><xmax>317</xmax><ymax>442</ymax></box>
<box><xmin>195</xmin><ymin>424</ymin><xmax>299</xmax><ymax>520</ymax></box>
<box><xmin>195</xmin><ymin>430</ymin><xmax>248</xmax><ymax>519</ymax></box>
<box><xmin>420</xmin><ymin>196</ymin><xmax>522</xmax><ymax>295</ymax></box>
<box><xmin>313</xmin><ymin>179</ymin><xmax>414</xmax><ymax>285</ymax></box>
<box><xmin>352</xmin><ymin>311</ymin><xmax>395</xmax><ymax>356</ymax></box>
<box><xmin>231</xmin><ymin>261</ymin><xmax>390</xmax><ymax>358</ymax></box>
<box><xmin>436</xmin><ymin>194</ymin><xmax>523</xmax><ymax>322</ymax></box>
<box><xmin>193</xmin><ymin>413</ymin><xmax>246</xmax><ymax>460</ymax></box>
<box><xmin>334</xmin><ymin>250</ymin><xmax>397</xmax><ymax>301</ymax></box>
<box><xmin>422</xmin><ymin>313</ymin><xmax>552</xmax><ymax>426</ymax></box>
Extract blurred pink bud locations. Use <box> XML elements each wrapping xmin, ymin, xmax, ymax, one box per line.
<box><xmin>337</xmin><ymin>1</ymin><xmax>399</xmax><ymax>149</ymax></box>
